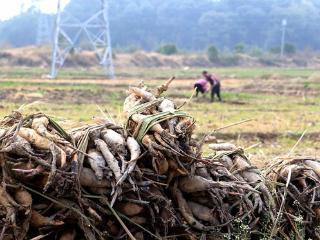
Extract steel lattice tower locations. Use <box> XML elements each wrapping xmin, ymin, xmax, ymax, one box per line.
<box><xmin>50</xmin><ymin>0</ymin><xmax>115</xmax><ymax>79</ymax></box>
<box><xmin>37</xmin><ymin>13</ymin><xmax>51</xmax><ymax>45</ymax></box>
<box><xmin>32</xmin><ymin>0</ymin><xmax>51</xmax><ymax>45</ymax></box>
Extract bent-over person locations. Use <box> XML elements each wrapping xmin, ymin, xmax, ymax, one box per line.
<box><xmin>194</xmin><ymin>79</ymin><xmax>209</xmax><ymax>97</ymax></box>
<box><xmin>202</xmin><ymin>70</ymin><xmax>222</xmax><ymax>102</ymax></box>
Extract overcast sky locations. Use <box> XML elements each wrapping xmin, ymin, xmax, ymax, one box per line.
<box><xmin>0</xmin><ymin>0</ymin><xmax>70</xmax><ymax>20</ymax></box>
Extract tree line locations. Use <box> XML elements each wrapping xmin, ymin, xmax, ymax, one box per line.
<box><xmin>0</xmin><ymin>0</ymin><xmax>319</xmax><ymax>51</ymax></box>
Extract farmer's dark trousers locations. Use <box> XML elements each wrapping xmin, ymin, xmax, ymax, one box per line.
<box><xmin>194</xmin><ymin>83</ymin><xmax>205</xmax><ymax>97</ymax></box>
<box><xmin>211</xmin><ymin>85</ymin><xmax>221</xmax><ymax>102</ymax></box>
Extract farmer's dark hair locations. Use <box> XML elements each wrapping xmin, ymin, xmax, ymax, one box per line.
<box><xmin>202</xmin><ymin>70</ymin><xmax>208</xmax><ymax>74</ymax></box>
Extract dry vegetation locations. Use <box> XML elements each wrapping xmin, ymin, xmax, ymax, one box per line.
<box><xmin>0</xmin><ymin>77</ymin><xmax>319</xmax><ymax>239</ymax></box>
<box><xmin>0</xmin><ymin>66</ymin><xmax>319</xmax><ymax>165</ymax></box>
<box><xmin>0</xmin><ymin>52</ymin><xmax>319</xmax><ymax>239</ymax></box>
<box><xmin>1</xmin><ymin>47</ymin><xmax>320</xmax><ymax>70</ymax></box>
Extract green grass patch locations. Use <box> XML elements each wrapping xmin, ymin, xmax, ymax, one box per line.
<box><xmin>0</xmin><ymin>80</ymin><xmax>104</xmax><ymax>91</ymax></box>
<box><xmin>0</xmin><ymin>67</ymin><xmax>318</xmax><ymax>80</ymax></box>
<box><xmin>0</xmin><ymin>67</ymin><xmax>107</xmax><ymax>79</ymax></box>
<box><xmin>0</xmin><ymin>67</ymin><xmax>319</xmax><ymax>166</ymax></box>
<box><xmin>214</xmin><ymin>67</ymin><xmax>318</xmax><ymax>79</ymax></box>
<box><xmin>221</xmin><ymin>92</ymin><xmax>264</xmax><ymax>101</ymax></box>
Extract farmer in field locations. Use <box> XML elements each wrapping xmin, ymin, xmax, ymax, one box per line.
<box><xmin>194</xmin><ymin>78</ymin><xmax>209</xmax><ymax>97</ymax></box>
<box><xmin>202</xmin><ymin>70</ymin><xmax>222</xmax><ymax>102</ymax></box>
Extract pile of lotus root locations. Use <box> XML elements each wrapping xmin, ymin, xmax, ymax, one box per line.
<box><xmin>266</xmin><ymin>157</ymin><xmax>320</xmax><ymax>239</ymax></box>
<box><xmin>0</xmin><ymin>79</ymin><xmax>316</xmax><ymax>239</ymax></box>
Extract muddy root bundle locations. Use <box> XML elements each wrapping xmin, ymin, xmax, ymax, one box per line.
<box><xmin>0</xmin><ymin>79</ymin><xmax>284</xmax><ymax>239</ymax></box>
<box><xmin>0</xmin><ymin>112</ymin><xmax>178</xmax><ymax>239</ymax></box>
<box><xmin>0</xmin><ymin>112</ymin><xmax>80</xmax><ymax>239</ymax></box>
<box><xmin>70</xmin><ymin>121</ymin><xmax>180</xmax><ymax>239</ymax></box>
<box><xmin>124</xmin><ymin>77</ymin><xmax>199</xmax><ymax>180</ymax></box>
<box><xmin>266</xmin><ymin>157</ymin><xmax>320</xmax><ymax>239</ymax></box>
<box><xmin>123</xmin><ymin>81</ymin><xmax>275</xmax><ymax>238</ymax></box>
<box><xmin>188</xmin><ymin>144</ymin><xmax>276</xmax><ymax>236</ymax></box>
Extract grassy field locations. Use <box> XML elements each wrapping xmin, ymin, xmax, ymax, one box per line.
<box><xmin>0</xmin><ymin>66</ymin><xmax>319</xmax><ymax>166</ymax></box>
<box><xmin>0</xmin><ymin>66</ymin><xmax>318</xmax><ymax>79</ymax></box>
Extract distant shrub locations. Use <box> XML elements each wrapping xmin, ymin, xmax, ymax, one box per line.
<box><xmin>0</xmin><ymin>52</ymin><xmax>12</xmax><ymax>59</ymax></box>
<box><xmin>249</xmin><ymin>47</ymin><xmax>263</xmax><ymax>57</ymax></box>
<box><xmin>258</xmin><ymin>56</ymin><xmax>279</xmax><ymax>66</ymax></box>
<box><xmin>234</xmin><ymin>43</ymin><xmax>245</xmax><ymax>53</ymax></box>
<box><xmin>70</xmin><ymin>47</ymin><xmax>75</xmax><ymax>55</ymax></box>
<box><xmin>122</xmin><ymin>45</ymin><xmax>141</xmax><ymax>53</ymax></box>
<box><xmin>269</xmin><ymin>47</ymin><xmax>280</xmax><ymax>54</ymax></box>
<box><xmin>292</xmin><ymin>58</ymin><xmax>307</xmax><ymax>67</ymax></box>
<box><xmin>218</xmin><ymin>54</ymin><xmax>240</xmax><ymax>66</ymax></box>
<box><xmin>284</xmin><ymin>43</ymin><xmax>296</xmax><ymax>54</ymax></box>
<box><xmin>269</xmin><ymin>43</ymin><xmax>296</xmax><ymax>55</ymax></box>
<box><xmin>156</xmin><ymin>44</ymin><xmax>178</xmax><ymax>55</ymax></box>
<box><xmin>207</xmin><ymin>45</ymin><xmax>219</xmax><ymax>63</ymax></box>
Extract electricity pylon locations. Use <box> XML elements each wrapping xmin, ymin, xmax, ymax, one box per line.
<box><xmin>32</xmin><ymin>0</ymin><xmax>52</xmax><ymax>46</ymax></box>
<box><xmin>50</xmin><ymin>0</ymin><xmax>115</xmax><ymax>79</ymax></box>
<box><xmin>280</xmin><ymin>19</ymin><xmax>287</xmax><ymax>58</ymax></box>
<box><xmin>37</xmin><ymin>14</ymin><xmax>51</xmax><ymax>45</ymax></box>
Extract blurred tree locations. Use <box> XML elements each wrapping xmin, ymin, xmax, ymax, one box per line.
<box><xmin>269</xmin><ymin>46</ymin><xmax>281</xmax><ymax>54</ymax></box>
<box><xmin>156</xmin><ymin>44</ymin><xmax>178</xmax><ymax>55</ymax></box>
<box><xmin>0</xmin><ymin>0</ymin><xmax>320</xmax><ymax>51</ymax></box>
<box><xmin>234</xmin><ymin>43</ymin><xmax>246</xmax><ymax>53</ymax></box>
<box><xmin>284</xmin><ymin>43</ymin><xmax>296</xmax><ymax>54</ymax></box>
<box><xmin>269</xmin><ymin>43</ymin><xmax>296</xmax><ymax>55</ymax></box>
<box><xmin>207</xmin><ymin>45</ymin><xmax>219</xmax><ymax>63</ymax></box>
<box><xmin>249</xmin><ymin>47</ymin><xmax>263</xmax><ymax>57</ymax></box>
<box><xmin>0</xmin><ymin>9</ymin><xmax>40</xmax><ymax>47</ymax></box>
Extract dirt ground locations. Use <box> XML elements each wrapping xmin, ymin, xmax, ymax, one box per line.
<box><xmin>0</xmin><ymin>68</ymin><xmax>319</xmax><ymax>166</ymax></box>
<box><xmin>1</xmin><ymin>76</ymin><xmax>320</xmax><ymax>103</ymax></box>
